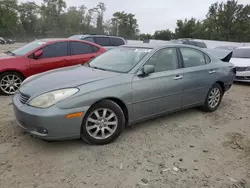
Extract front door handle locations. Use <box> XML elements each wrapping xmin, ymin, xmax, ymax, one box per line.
<box><xmin>173</xmin><ymin>75</ymin><xmax>183</xmax><ymax>80</ymax></box>
<box><xmin>209</xmin><ymin>70</ymin><xmax>216</xmax><ymax>74</ymax></box>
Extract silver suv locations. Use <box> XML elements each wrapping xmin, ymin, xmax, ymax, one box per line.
<box><xmin>69</xmin><ymin>35</ymin><xmax>126</xmax><ymax>50</ymax></box>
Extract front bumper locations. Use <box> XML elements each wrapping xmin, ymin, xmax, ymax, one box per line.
<box><xmin>234</xmin><ymin>71</ymin><xmax>250</xmax><ymax>83</ymax></box>
<box><xmin>12</xmin><ymin>94</ymin><xmax>90</xmax><ymax>140</ymax></box>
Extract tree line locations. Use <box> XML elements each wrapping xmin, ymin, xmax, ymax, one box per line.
<box><xmin>140</xmin><ymin>0</ymin><xmax>250</xmax><ymax>42</ymax></box>
<box><xmin>0</xmin><ymin>0</ymin><xmax>249</xmax><ymax>42</ymax></box>
<box><xmin>0</xmin><ymin>0</ymin><xmax>139</xmax><ymax>41</ymax></box>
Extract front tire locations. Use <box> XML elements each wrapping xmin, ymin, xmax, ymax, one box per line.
<box><xmin>81</xmin><ymin>100</ymin><xmax>125</xmax><ymax>145</ymax></box>
<box><xmin>201</xmin><ymin>83</ymin><xmax>223</xmax><ymax>112</ymax></box>
<box><xmin>0</xmin><ymin>72</ymin><xmax>24</xmax><ymax>95</ymax></box>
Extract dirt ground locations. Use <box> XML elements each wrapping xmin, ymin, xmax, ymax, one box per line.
<box><xmin>0</xmin><ymin>44</ymin><xmax>249</xmax><ymax>188</ymax></box>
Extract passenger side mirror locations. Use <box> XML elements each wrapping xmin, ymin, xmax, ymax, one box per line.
<box><xmin>137</xmin><ymin>65</ymin><xmax>155</xmax><ymax>76</ymax></box>
<box><xmin>34</xmin><ymin>49</ymin><xmax>43</xmax><ymax>59</ymax></box>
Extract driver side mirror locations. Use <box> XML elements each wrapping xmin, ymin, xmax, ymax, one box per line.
<box><xmin>34</xmin><ymin>49</ymin><xmax>43</xmax><ymax>59</ymax></box>
<box><xmin>137</xmin><ymin>65</ymin><xmax>155</xmax><ymax>76</ymax></box>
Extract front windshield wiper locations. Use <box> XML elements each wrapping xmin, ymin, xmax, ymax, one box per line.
<box><xmin>90</xmin><ymin>66</ymin><xmax>108</xmax><ymax>71</ymax></box>
<box><xmin>81</xmin><ymin>62</ymin><xmax>90</xmax><ymax>67</ymax></box>
<box><xmin>4</xmin><ymin>51</ymin><xmax>15</xmax><ymax>56</ymax></box>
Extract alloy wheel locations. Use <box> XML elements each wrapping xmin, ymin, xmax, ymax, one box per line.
<box><xmin>0</xmin><ymin>74</ymin><xmax>22</xmax><ymax>94</ymax></box>
<box><xmin>86</xmin><ymin>108</ymin><xmax>118</xmax><ymax>140</ymax></box>
<box><xmin>208</xmin><ymin>88</ymin><xmax>221</xmax><ymax>109</ymax></box>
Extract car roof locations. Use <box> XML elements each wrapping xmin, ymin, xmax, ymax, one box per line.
<box><xmin>122</xmin><ymin>42</ymin><xmax>203</xmax><ymax>50</ymax></box>
<box><xmin>39</xmin><ymin>38</ymin><xmax>69</xmax><ymax>42</ymax></box>
<box><xmin>37</xmin><ymin>38</ymin><xmax>104</xmax><ymax>48</ymax></box>
<box><xmin>235</xmin><ymin>46</ymin><xmax>250</xmax><ymax>49</ymax></box>
<box><xmin>82</xmin><ymin>35</ymin><xmax>125</xmax><ymax>39</ymax></box>
<box><xmin>38</xmin><ymin>38</ymin><xmax>97</xmax><ymax>43</ymax></box>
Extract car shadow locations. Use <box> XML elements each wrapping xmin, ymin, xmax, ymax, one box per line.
<box><xmin>123</xmin><ymin>108</ymin><xmax>201</xmax><ymax>133</ymax></box>
<box><xmin>233</xmin><ymin>81</ymin><xmax>250</xmax><ymax>86</ymax></box>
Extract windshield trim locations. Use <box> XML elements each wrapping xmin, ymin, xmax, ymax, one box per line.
<box><xmin>12</xmin><ymin>40</ymin><xmax>48</xmax><ymax>57</ymax></box>
<box><xmin>4</xmin><ymin>51</ymin><xmax>15</xmax><ymax>56</ymax></box>
<box><xmin>89</xmin><ymin>47</ymin><xmax>152</xmax><ymax>73</ymax></box>
<box><xmin>89</xmin><ymin>66</ymin><xmax>125</xmax><ymax>73</ymax></box>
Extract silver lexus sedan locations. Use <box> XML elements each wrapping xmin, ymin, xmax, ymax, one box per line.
<box><xmin>12</xmin><ymin>43</ymin><xmax>236</xmax><ymax>145</ymax></box>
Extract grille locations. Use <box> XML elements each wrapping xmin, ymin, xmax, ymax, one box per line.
<box><xmin>19</xmin><ymin>92</ymin><xmax>30</xmax><ymax>104</ymax></box>
<box><xmin>235</xmin><ymin>67</ymin><xmax>246</xmax><ymax>72</ymax></box>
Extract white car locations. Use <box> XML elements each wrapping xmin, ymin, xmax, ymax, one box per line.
<box><xmin>230</xmin><ymin>46</ymin><xmax>250</xmax><ymax>82</ymax></box>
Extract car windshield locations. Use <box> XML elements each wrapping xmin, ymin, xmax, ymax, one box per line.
<box><xmin>12</xmin><ymin>40</ymin><xmax>47</xmax><ymax>56</ymax></box>
<box><xmin>232</xmin><ymin>48</ymin><xmax>250</xmax><ymax>58</ymax></box>
<box><xmin>89</xmin><ymin>47</ymin><xmax>151</xmax><ymax>73</ymax></box>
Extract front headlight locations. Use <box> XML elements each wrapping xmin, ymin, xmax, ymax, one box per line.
<box><xmin>245</xmin><ymin>67</ymin><xmax>250</xmax><ymax>71</ymax></box>
<box><xmin>28</xmin><ymin>88</ymin><xmax>79</xmax><ymax>108</ymax></box>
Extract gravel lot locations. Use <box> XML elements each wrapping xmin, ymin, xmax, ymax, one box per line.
<box><xmin>0</xmin><ymin>44</ymin><xmax>249</xmax><ymax>188</ymax></box>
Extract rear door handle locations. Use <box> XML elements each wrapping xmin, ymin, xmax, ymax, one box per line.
<box><xmin>173</xmin><ymin>75</ymin><xmax>183</xmax><ymax>80</ymax></box>
<box><xmin>209</xmin><ymin>70</ymin><xmax>216</xmax><ymax>74</ymax></box>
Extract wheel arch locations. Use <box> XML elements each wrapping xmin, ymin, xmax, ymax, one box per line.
<box><xmin>0</xmin><ymin>70</ymin><xmax>26</xmax><ymax>79</ymax></box>
<box><xmin>215</xmin><ymin>81</ymin><xmax>225</xmax><ymax>94</ymax></box>
<box><xmin>86</xmin><ymin>97</ymin><xmax>129</xmax><ymax>126</ymax></box>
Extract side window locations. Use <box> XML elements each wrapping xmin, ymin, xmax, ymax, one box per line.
<box><xmin>94</xmin><ymin>37</ymin><xmax>111</xmax><ymax>46</ymax></box>
<box><xmin>40</xmin><ymin>42</ymin><xmax>68</xmax><ymax>58</ymax></box>
<box><xmin>180</xmin><ymin>48</ymin><xmax>206</xmax><ymax>68</ymax></box>
<box><xmin>145</xmin><ymin>48</ymin><xmax>179</xmax><ymax>73</ymax></box>
<box><xmin>92</xmin><ymin>45</ymin><xmax>99</xmax><ymax>53</ymax></box>
<box><xmin>84</xmin><ymin>37</ymin><xmax>94</xmax><ymax>43</ymax></box>
<box><xmin>111</xmin><ymin>38</ymin><xmax>125</xmax><ymax>46</ymax></box>
<box><xmin>204</xmin><ymin>54</ymin><xmax>211</xmax><ymax>64</ymax></box>
<box><xmin>70</xmin><ymin>42</ymin><xmax>93</xmax><ymax>55</ymax></box>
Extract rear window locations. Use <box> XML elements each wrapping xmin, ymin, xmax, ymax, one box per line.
<box><xmin>94</xmin><ymin>37</ymin><xmax>111</xmax><ymax>46</ymax></box>
<box><xmin>195</xmin><ymin>41</ymin><xmax>207</xmax><ymax>48</ymax></box>
<box><xmin>232</xmin><ymin>48</ymin><xmax>250</xmax><ymax>58</ymax></box>
<box><xmin>111</xmin><ymin>38</ymin><xmax>125</xmax><ymax>46</ymax></box>
<box><xmin>189</xmin><ymin>41</ymin><xmax>196</xmax><ymax>46</ymax></box>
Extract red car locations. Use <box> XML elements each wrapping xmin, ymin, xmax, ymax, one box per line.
<box><xmin>0</xmin><ymin>39</ymin><xmax>106</xmax><ymax>95</ymax></box>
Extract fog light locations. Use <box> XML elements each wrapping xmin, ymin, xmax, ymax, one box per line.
<box><xmin>35</xmin><ymin>127</ymin><xmax>48</xmax><ymax>134</ymax></box>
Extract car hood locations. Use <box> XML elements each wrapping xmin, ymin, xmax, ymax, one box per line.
<box><xmin>19</xmin><ymin>65</ymin><xmax>121</xmax><ymax>96</ymax></box>
<box><xmin>230</xmin><ymin>58</ymin><xmax>250</xmax><ymax>67</ymax></box>
<box><xmin>0</xmin><ymin>53</ymin><xmax>17</xmax><ymax>60</ymax></box>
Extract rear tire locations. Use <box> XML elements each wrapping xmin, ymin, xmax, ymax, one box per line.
<box><xmin>0</xmin><ymin>72</ymin><xmax>24</xmax><ymax>95</ymax></box>
<box><xmin>81</xmin><ymin>100</ymin><xmax>125</xmax><ymax>145</ymax></box>
<box><xmin>201</xmin><ymin>83</ymin><xmax>223</xmax><ymax>112</ymax></box>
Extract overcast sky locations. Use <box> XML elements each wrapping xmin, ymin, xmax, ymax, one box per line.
<box><xmin>20</xmin><ymin>0</ymin><xmax>249</xmax><ymax>34</ymax></box>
